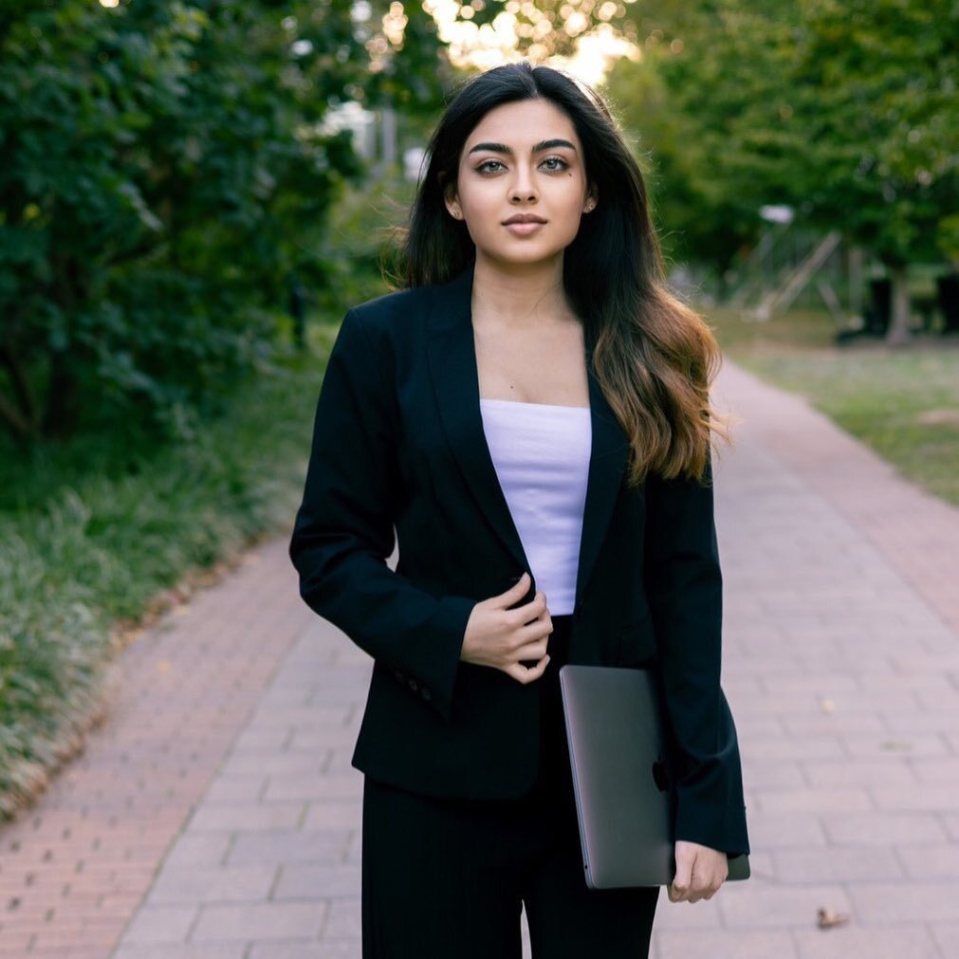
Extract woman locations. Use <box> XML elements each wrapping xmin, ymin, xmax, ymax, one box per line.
<box><xmin>290</xmin><ymin>62</ymin><xmax>749</xmax><ymax>958</ymax></box>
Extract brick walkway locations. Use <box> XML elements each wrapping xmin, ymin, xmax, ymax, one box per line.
<box><xmin>1</xmin><ymin>360</ymin><xmax>957</xmax><ymax>958</ymax></box>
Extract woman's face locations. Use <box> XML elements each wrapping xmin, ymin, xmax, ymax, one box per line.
<box><xmin>445</xmin><ymin>98</ymin><xmax>595</xmax><ymax>270</ymax></box>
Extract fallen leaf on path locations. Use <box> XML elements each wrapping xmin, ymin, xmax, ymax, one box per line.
<box><xmin>817</xmin><ymin>907</ymin><xmax>850</xmax><ymax>929</ymax></box>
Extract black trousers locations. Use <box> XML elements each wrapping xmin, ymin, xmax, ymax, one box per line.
<box><xmin>361</xmin><ymin>615</ymin><xmax>659</xmax><ymax>958</ymax></box>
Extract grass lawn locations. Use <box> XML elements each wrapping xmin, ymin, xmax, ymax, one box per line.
<box><xmin>706</xmin><ymin>307</ymin><xmax>959</xmax><ymax>506</ymax></box>
<box><xmin>0</xmin><ymin>321</ymin><xmax>338</xmax><ymax>819</ymax></box>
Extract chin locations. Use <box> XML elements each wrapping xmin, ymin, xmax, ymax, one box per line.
<box><xmin>481</xmin><ymin>242</ymin><xmax>570</xmax><ymax>267</ymax></box>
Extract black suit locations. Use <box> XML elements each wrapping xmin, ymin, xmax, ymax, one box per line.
<box><xmin>290</xmin><ymin>264</ymin><xmax>749</xmax><ymax>857</ymax></box>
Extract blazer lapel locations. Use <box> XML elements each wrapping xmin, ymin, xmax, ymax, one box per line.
<box><xmin>426</xmin><ymin>265</ymin><xmax>530</xmax><ymax>570</ymax></box>
<box><xmin>575</xmin><ymin>353</ymin><xmax>629</xmax><ymax>604</ymax></box>
<box><xmin>425</xmin><ymin>265</ymin><xmax>629</xmax><ymax>597</ymax></box>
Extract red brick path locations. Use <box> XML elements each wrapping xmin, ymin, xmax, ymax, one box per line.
<box><xmin>0</xmin><ymin>540</ymin><xmax>312</xmax><ymax>957</ymax></box>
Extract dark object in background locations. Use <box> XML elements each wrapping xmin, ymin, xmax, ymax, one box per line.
<box><xmin>289</xmin><ymin>275</ymin><xmax>307</xmax><ymax>349</ymax></box>
<box><xmin>938</xmin><ymin>273</ymin><xmax>959</xmax><ymax>334</ymax></box>
<box><xmin>864</xmin><ymin>278</ymin><xmax>891</xmax><ymax>336</ymax></box>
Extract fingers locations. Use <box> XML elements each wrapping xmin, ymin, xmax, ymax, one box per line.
<box><xmin>507</xmin><ymin>591</ymin><xmax>549</xmax><ymax>628</ymax></box>
<box><xmin>669</xmin><ymin>842</ymin><xmax>727</xmax><ymax>903</ymax></box>
<box><xmin>490</xmin><ymin>572</ymin><xmax>532</xmax><ymax>608</ymax></box>
<box><xmin>506</xmin><ymin>654</ymin><xmax>550</xmax><ymax>685</ymax></box>
<box><xmin>668</xmin><ymin>848</ymin><xmax>693</xmax><ymax>903</ymax></box>
<box><xmin>473</xmin><ymin>575</ymin><xmax>555</xmax><ymax>685</ymax></box>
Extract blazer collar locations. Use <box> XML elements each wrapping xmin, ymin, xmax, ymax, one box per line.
<box><xmin>425</xmin><ymin>263</ymin><xmax>628</xmax><ymax>605</ymax></box>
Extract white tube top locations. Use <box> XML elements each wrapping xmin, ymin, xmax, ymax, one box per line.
<box><xmin>479</xmin><ymin>398</ymin><xmax>591</xmax><ymax>616</ymax></box>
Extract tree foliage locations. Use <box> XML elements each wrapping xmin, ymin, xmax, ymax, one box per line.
<box><xmin>425</xmin><ymin>0</ymin><xmax>640</xmax><ymax>62</ymax></box>
<box><xmin>0</xmin><ymin>0</ymin><xmax>448</xmax><ymax>442</ymax></box>
<box><xmin>607</xmin><ymin>0</ymin><xmax>959</xmax><ymax>295</ymax></box>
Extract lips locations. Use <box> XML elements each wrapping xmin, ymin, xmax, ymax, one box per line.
<box><xmin>502</xmin><ymin>214</ymin><xmax>547</xmax><ymax>225</ymax></box>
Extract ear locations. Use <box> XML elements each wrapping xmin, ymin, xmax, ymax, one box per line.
<box><xmin>583</xmin><ymin>188</ymin><xmax>598</xmax><ymax>214</ymax></box>
<box><xmin>443</xmin><ymin>183</ymin><xmax>463</xmax><ymax>221</ymax></box>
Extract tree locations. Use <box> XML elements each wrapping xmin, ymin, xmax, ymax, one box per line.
<box><xmin>787</xmin><ymin>0</ymin><xmax>959</xmax><ymax>340</ymax></box>
<box><xmin>0</xmin><ymin>0</ymin><xmax>450</xmax><ymax>442</ymax></box>
<box><xmin>608</xmin><ymin>0</ymin><xmax>959</xmax><ymax>338</ymax></box>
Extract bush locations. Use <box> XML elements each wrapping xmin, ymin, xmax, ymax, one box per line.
<box><xmin>0</xmin><ymin>1</ymin><xmax>363</xmax><ymax>441</ymax></box>
<box><xmin>0</xmin><ymin>329</ymin><xmax>337</xmax><ymax>819</ymax></box>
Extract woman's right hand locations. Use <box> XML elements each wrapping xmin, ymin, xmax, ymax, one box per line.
<box><xmin>460</xmin><ymin>573</ymin><xmax>552</xmax><ymax>684</ymax></box>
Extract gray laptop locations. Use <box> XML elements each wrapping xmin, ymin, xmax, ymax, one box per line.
<box><xmin>559</xmin><ymin>664</ymin><xmax>750</xmax><ymax>889</ymax></box>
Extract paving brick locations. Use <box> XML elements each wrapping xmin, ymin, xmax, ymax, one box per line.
<box><xmin>185</xmin><ymin>802</ymin><xmax>306</xmax><ymax>833</ymax></box>
<box><xmin>793</xmin><ymin>926</ymin><xmax>941</xmax><ymax>959</ymax></box>
<box><xmin>262</xmin><ymin>773</ymin><xmax>363</xmax><ymax>803</ymax></box>
<box><xmin>201</xmin><ymin>775</ymin><xmax>269</xmax><ymax>803</ymax></box>
<box><xmin>216</xmin><ymin>752</ymin><xmax>328</xmax><ymax>777</ymax></box>
<box><xmin>226</xmin><ymin>830</ymin><xmax>348</xmax><ymax>866</ymax></box>
<box><xmin>823</xmin><ymin>812</ymin><xmax>948</xmax><ymax>845</ymax></box>
<box><xmin>156</xmin><ymin>834</ymin><xmax>232</xmax><ymax>870</ymax></box>
<box><xmin>932</xmin><ymin>923</ymin><xmax>959</xmax><ymax>957</ymax></box>
<box><xmin>753</xmin><ymin>787</ymin><xmax>873</xmax><ymax>814</ymax></box>
<box><xmin>274</xmin><ymin>864</ymin><xmax>361</xmax><ymax>900</ymax></box>
<box><xmin>770</xmin><ymin>846</ymin><xmax>903</xmax><ymax>883</ymax></box>
<box><xmin>655</xmin><ymin>929</ymin><xmax>798</xmax><ymax>959</ymax></box>
<box><xmin>849</xmin><ymin>881</ymin><xmax>959</xmax><ymax>924</ymax></box>
<box><xmin>120</xmin><ymin>904</ymin><xmax>199</xmax><ymax>943</ymax></box>
<box><xmin>246</xmin><ymin>705</ymin><xmax>353</xmax><ymax>729</ymax></box>
<box><xmin>191</xmin><ymin>901</ymin><xmax>327</xmax><ymax>942</ymax></box>
<box><xmin>739</xmin><ymin>760</ymin><xmax>806</xmax><ymax>789</ymax></box>
<box><xmin>718</xmin><ymin>884</ymin><xmax>852</xmax><ymax>930</ymax></box>
<box><xmin>745</xmin><ymin>813</ymin><xmax>829</xmax><ymax>849</ymax></box>
<box><xmin>286</xmin><ymin>727</ymin><xmax>364</xmax><ymax>751</ymax></box>
<box><xmin>652</xmin><ymin>895</ymin><xmax>722</xmax><ymax>931</ymax></box>
<box><xmin>321</xmin><ymin>896</ymin><xmax>362</xmax><ymax>939</ymax></box>
<box><xmin>842</xmin><ymin>733</ymin><xmax>950</xmax><ymax>759</ymax></box>
<box><xmin>112</xmin><ymin>946</ymin><xmax>246</xmax><ymax>959</ymax></box>
<box><xmin>896</xmin><ymin>845</ymin><xmax>959</xmax><ymax>880</ymax></box>
<box><xmin>737</xmin><ymin>737</ymin><xmax>847</xmax><ymax>761</ymax></box>
<box><xmin>781</xmin><ymin>714</ymin><xmax>887</xmax><ymax>737</ymax></box>
<box><xmin>869</xmin><ymin>784</ymin><xmax>959</xmax><ymax>813</ymax></box>
<box><xmin>910</xmin><ymin>758</ymin><xmax>959</xmax><ymax>784</ymax></box>
<box><xmin>301</xmin><ymin>800</ymin><xmax>364</xmax><ymax>831</ymax></box>
<box><xmin>145</xmin><ymin>865</ymin><xmax>278</xmax><ymax>904</ymax></box>
<box><xmin>248</xmin><ymin>943</ymin><xmax>361</xmax><ymax>959</ymax></box>
<box><xmin>801</xmin><ymin>759</ymin><xmax>917</xmax><ymax>787</ymax></box>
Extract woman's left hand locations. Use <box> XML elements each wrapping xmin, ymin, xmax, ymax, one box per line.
<box><xmin>668</xmin><ymin>841</ymin><xmax>728</xmax><ymax>903</ymax></box>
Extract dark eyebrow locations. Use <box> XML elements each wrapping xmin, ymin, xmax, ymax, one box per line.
<box><xmin>466</xmin><ymin>138</ymin><xmax>578</xmax><ymax>157</ymax></box>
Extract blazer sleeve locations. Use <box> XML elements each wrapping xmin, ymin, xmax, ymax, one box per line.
<box><xmin>643</xmin><ymin>460</ymin><xmax>750</xmax><ymax>857</ymax></box>
<box><xmin>289</xmin><ymin>308</ymin><xmax>475</xmax><ymax>722</ymax></box>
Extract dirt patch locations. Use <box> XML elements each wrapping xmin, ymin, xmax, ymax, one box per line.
<box><xmin>915</xmin><ymin>408</ymin><xmax>959</xmax><ymax>426</ymax></box>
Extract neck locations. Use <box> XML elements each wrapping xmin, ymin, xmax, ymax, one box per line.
<box><xmin>470</xmin><ymin>253</ymin><xmax>572</xmax><ymax>328</ymax></box>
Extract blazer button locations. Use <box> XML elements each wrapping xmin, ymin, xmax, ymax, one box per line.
<box><xmin>407</xmin><ymin>677</ymin><xmax>419</xmax><ymax>693</ymax></box>
<box><xmin>421</xmin><ymin>687</ymin><xmax>432</xmax><ymax>701</ymax></box>
<box><xmin>394</xmin><ymin>669</ymin><xmax>406</xmax><ymax>683</ymax></box>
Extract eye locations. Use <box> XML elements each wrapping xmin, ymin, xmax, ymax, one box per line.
<box><xmin>541</xmin><ymin>156</ymin><xmax>570</xmax><ymax>172</ymax></box>
<box><xmin>476</xmin><ymin>159</ymin><xmax>506</xmax><ymax>174</ymax></box>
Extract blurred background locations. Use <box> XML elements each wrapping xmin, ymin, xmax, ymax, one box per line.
<box><xmin>1</xmin><ymin>0</ymin><xmax>956</xmax><ymax>827</ymax></box>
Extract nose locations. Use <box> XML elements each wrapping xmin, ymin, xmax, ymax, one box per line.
<box><xmin>510</xmin><ymin>165</ymin><xmax>538</xmax><ymax>204</ymax></box>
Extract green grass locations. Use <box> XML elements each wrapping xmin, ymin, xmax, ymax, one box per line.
<box><xmin>706</xmin><ymin>308</ymin><xmax>959</xmax><ymax>506</ymax></box>
<box><xmin>0</xmin><ymin>322</ymin><xmax>338</xmax><ymax>819</ymax></box>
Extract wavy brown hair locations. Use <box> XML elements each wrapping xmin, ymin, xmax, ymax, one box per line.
<box><xmin>402</xmin><ymin>62</ymin><xmax>725</xmax><ymax>485</ymax></box>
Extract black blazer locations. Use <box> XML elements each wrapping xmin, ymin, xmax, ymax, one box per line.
<box><xmin>290</xmin><ymin>265</ymin><xmax>749</xmax><ymax>856</ymax></box>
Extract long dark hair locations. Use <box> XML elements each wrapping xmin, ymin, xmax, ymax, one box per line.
<box><xmin>402</xmin><ymin>62</ymin><xmax>724</xmax><ymax>484</ymax></box>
